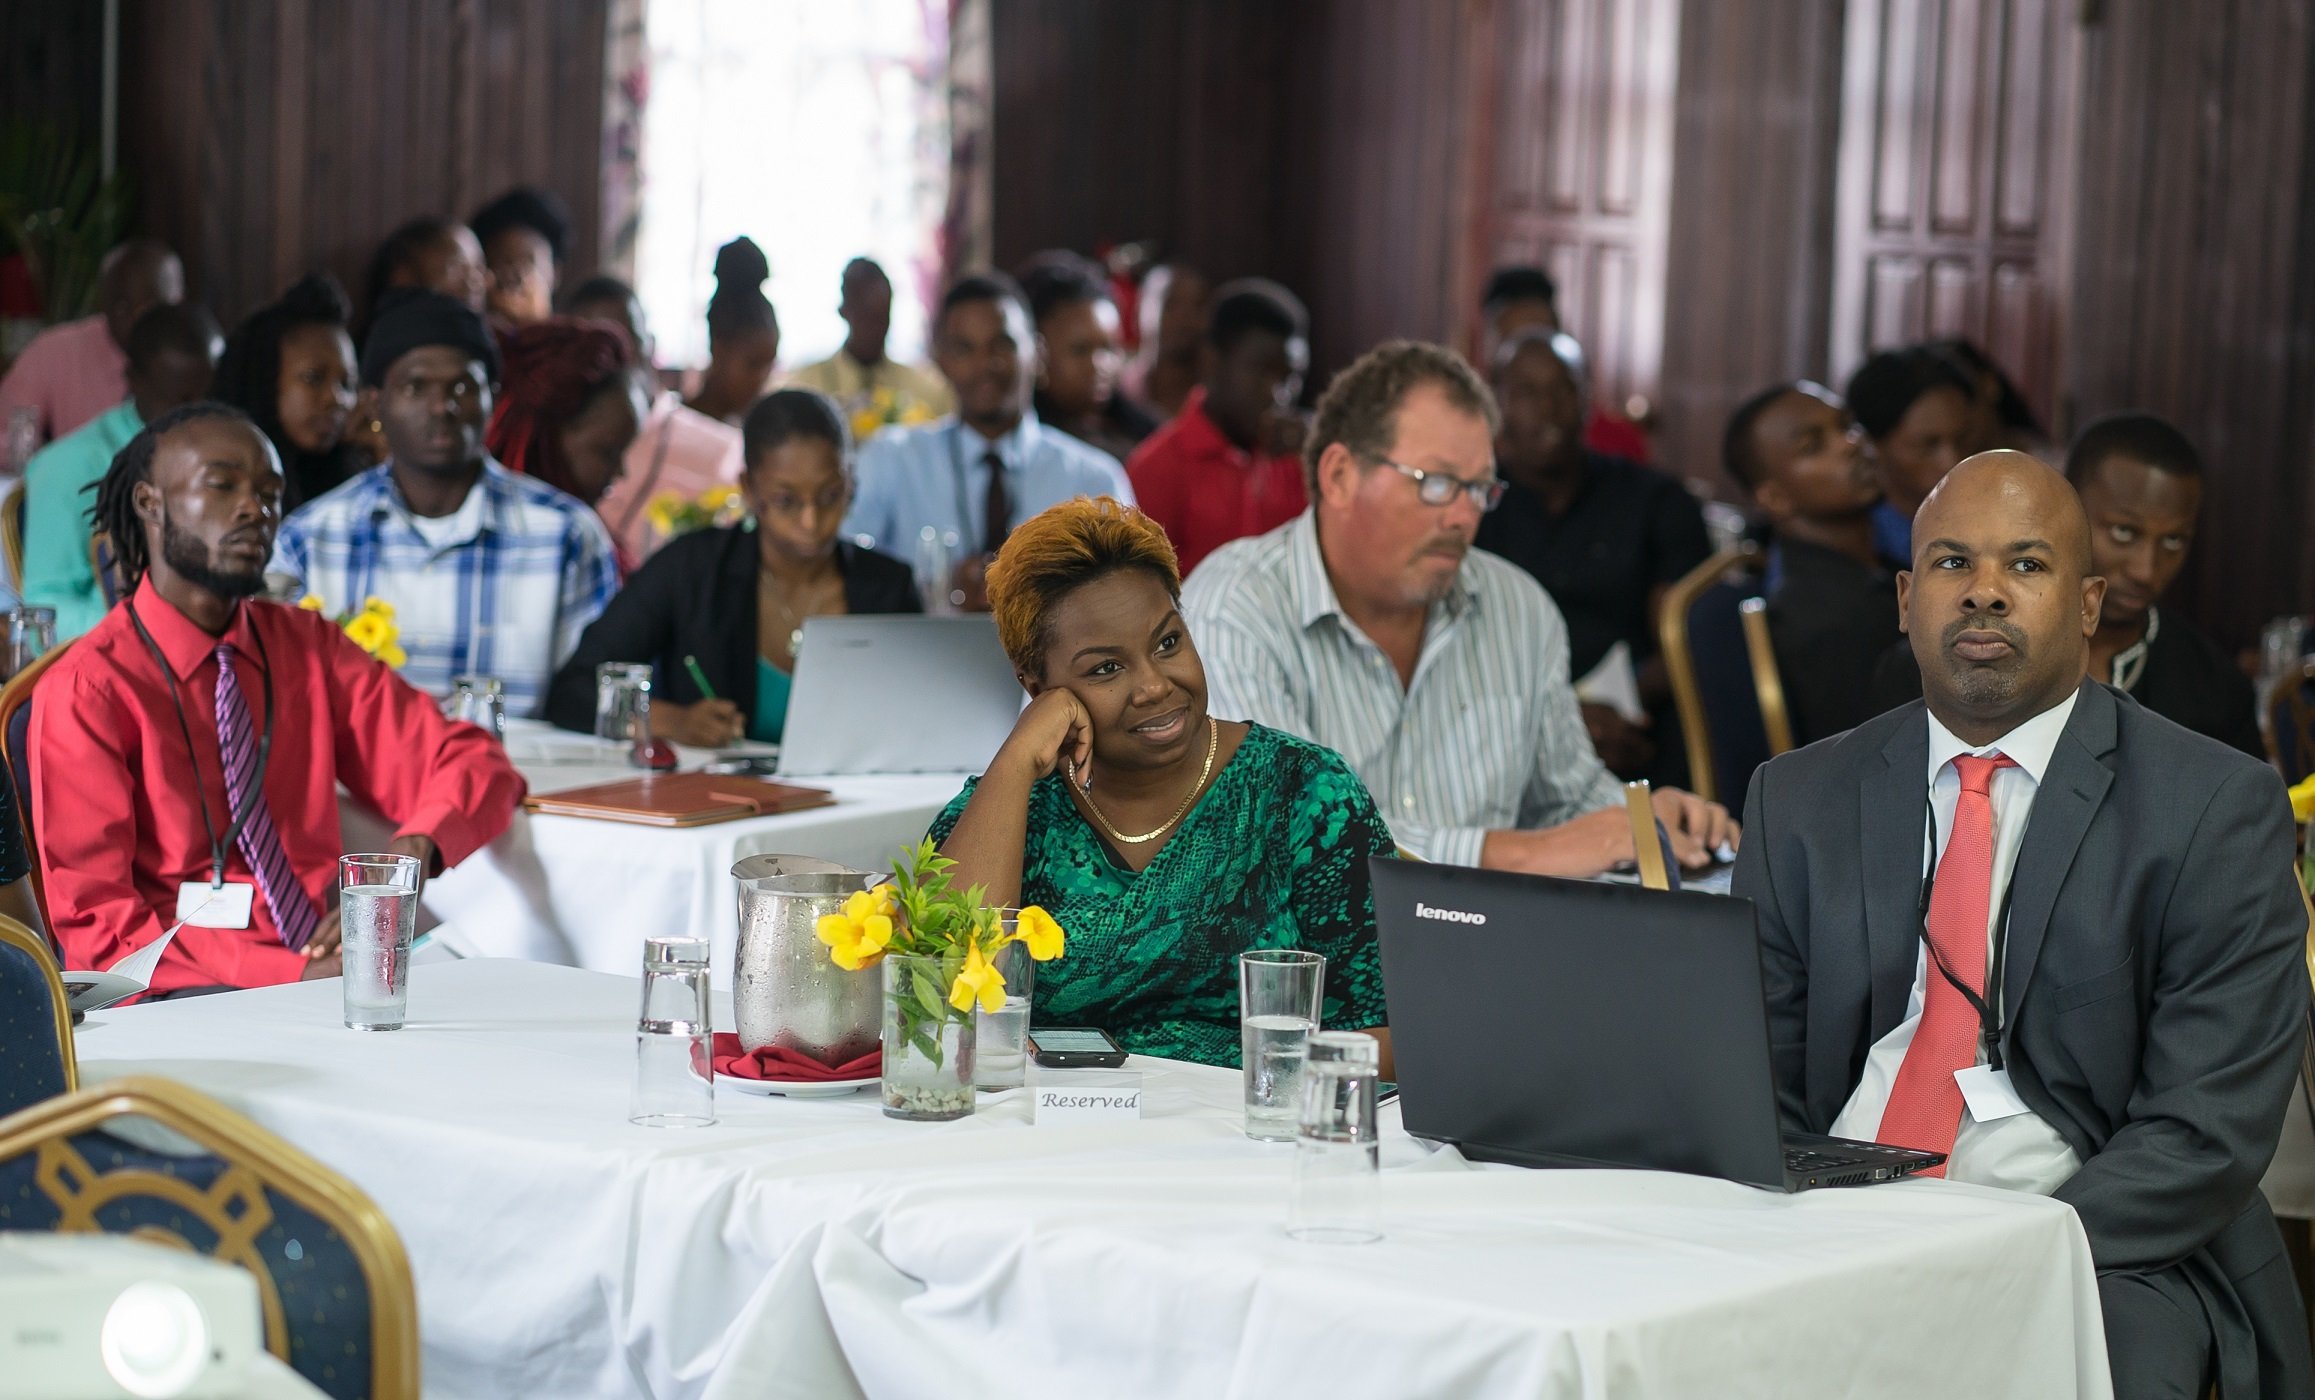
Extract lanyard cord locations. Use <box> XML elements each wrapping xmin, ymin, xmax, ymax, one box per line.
<box><xmin>1917</xmin><ymin>781</ymin><xmax>2020</xmax><ymax>1072</ymax></box>
<box><xmin>127</xmin><ymin>599</ymin><xmax>277</xmax><ymax>888</ymax></box>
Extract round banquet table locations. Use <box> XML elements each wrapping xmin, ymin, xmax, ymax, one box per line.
<box><xmin>76</xmin><ymin>959</ymin><xmax>2115</xmax><ymax>1400</ymax></box>
<box><xmin>338</xmin><ymin>719</ymin><xmax>967</xmax><ymax>987</ymax></box>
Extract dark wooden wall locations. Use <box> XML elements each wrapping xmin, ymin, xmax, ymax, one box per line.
<box><xmin>2066</xmin><ymin>0</ymin><xmax>2315</xmax><ymax>646</ymax></box>
<box><xmin>109</xmin><ymin>0</ymin><xmax>610</xmax><ymax>326</ymax></box>
<box><xmin>1</xmin><ymin>0</ymin><xmax>106</xmax><ymax>145</ymax></box>
<box><xmin>1655</xmin><ymin>0</ymin><xmax>1845</xmax><ymax>496</ymax></box>
<box><xmin>988</xmin><ymin>0</ymin><xmax>1293</xmax><ymax>287</ymax></box>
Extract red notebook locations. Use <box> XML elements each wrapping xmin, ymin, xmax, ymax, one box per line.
<box><xmin>523</xmin><ymin>772</ymin><xmax>835</xmax><ymax>827</ymax></box>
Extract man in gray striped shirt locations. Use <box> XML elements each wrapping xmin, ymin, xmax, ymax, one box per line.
<box><xmin>1182</xmin><ymin>340</ymin><xmax>1736</xmax><ymax>874</ymax></box>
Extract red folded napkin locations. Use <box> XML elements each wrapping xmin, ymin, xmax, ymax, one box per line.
<box><xmin>710</xmin><ymin>1033</ymin><xmax>881</xmax><ymax>1083</ymax></box>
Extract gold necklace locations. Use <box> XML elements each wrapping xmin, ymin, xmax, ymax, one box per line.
<box><xmin>761</xmin><ymin>569</ymin><xmax>841</xmax><ymax>658</ymax></box>
<box><xmin>1072</xmin><ymin>716</ymin><xmax>1218</xmax><ymax>845</ymax></box>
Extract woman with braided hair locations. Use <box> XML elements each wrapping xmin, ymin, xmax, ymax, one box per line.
<box><xmin>212</xmin><ymin>273</ymin><xmax>364</xmax><ymax>512</ymax></box>
<box><xmin>484</xmin><ymin>317</ymin><xmax>650</xmax><ymax>569</ymax></box>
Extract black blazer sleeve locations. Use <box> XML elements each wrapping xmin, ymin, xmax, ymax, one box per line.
<box><xmin>2048</xmin><ymin>760</ymin><xmax>2306</xmax><ymax>1271</ymax></box>
<box><xmin>545</xmin><ymin>529</ymin><xmax>731</xmax><ymax>732</ymax></box>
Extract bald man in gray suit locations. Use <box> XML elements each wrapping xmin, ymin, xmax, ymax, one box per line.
<box><xmin>1733</xmin><ymin>453</ymin><xmax>2311</xmax><ymax>1399</ymax></box>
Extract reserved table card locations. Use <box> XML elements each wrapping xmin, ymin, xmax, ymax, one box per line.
<box><xmin>1034</xmin><ymin>1070</ymin><xmax>1144</xmax><ymax>1124</ymax></box>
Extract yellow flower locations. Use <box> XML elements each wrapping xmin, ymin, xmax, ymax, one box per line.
<box><xmin>296</xmin><ymin>594</ymin><xmax>327</xmax><ymax>612</ymax></box>
<box><xmin>816</xmin><ymin>888</ymin><xmax>895</xmax><ymax>971</ymax></box>
<box><xmin>700</xmin><ymin>484</ymin><xmax>738</xmax><ymax>512</ymax></box>
<box><xmin>343</xmin><ymin>612</ymin><xmax>391</xmax><ymax>654</ymax></box>
<box><xmin>947</xmin><ymin>939</ymin><xmax>1006</xmax><ymax>1014</ymax></box>
<box><xmin>2291</xmin><ymin>775</ymin><xmax>2315</xmax><ymax>824</ymax></box>
<box><xmin>851</xmin><ymin>409</ymin><xmax>884</xmax><ymax>443</ymax></box>
<box><xmin>1012</xmin><ymin>905</ymin><xmax>1066</xmax><ymax>961</ymax></box>
<box><xmin>376</xmin><ymin>643</ymin><xmax>408</xmax><ymax>669</ymax></box>
<box><xmin>361</xmin><ymin>597</ymin><xmax>394</xmax><ymax>619</ymax></box>
<box><xmin>899</xmin><ymin>403</ymin><xmax>939</xmax><ymax>426</ymax></box>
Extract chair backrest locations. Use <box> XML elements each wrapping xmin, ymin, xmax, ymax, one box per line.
<box><xmin>0</xmin><ymin>479</ymin><xmax>23</xmax><ymax>593</ymax></box>
<box><xmin>0</xmin><ymin>913</ymin><xmax>73</xmax><ymax>1115</ymax></box>
<box><xmin>2272</xmin><ymin>661</ymin><xmax>2315</xmax><ymax>786</ymax></box>
<box><xmin>0</xmin><ymin>638</ymin><xmax>68</xmax><ymax>937</ymax></box>
<box><xmin>1659</xmin><ymin>543</ymin><xmax>1773</xmax><ymax>810</ymax></box>
<box><xmin>89</xmin><ymin>530</ymin><xmax>123</xmax><ymax>608</ymax></box>
<box><xmin>0</xmin><ymin>1076</ymin><xmax>420</xmax><ymax>1400</ymax></box>
<box><xmin>1736</xmin><ymin>597</ymin><xmax>1795</xmax><ymax>758</ymax></box>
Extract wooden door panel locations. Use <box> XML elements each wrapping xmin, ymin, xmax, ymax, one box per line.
<box><xmin>1831</xmin><ymin>0</ymin><xmax>2078</xmax><ymax>425</ymax></box>
<box><xmin>1486</xmin><ymin>0</ymin><xmax>1680</xmax><ymax>420</ymax></box>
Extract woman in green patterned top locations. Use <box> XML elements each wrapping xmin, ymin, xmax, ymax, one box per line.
<box><xmin>932</xmin><ymin>497</ymin><xmax>1397</xmax><ymax>1071</ymax></box>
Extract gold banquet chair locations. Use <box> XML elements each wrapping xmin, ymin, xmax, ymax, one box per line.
<box><xmin>1657</xmin><ymin>542</ymin><xmax>1791</xmax><ymax>810</ymax></box>
<box><xmin>0</xmin><ymin>912</ymin><xmax>74</xmax><ymax>1116</ymax></box>
<box><xmin>1622</xmin><ymin>781</ymin><xmax>1673</xmax><ymax>892</ymax></box>
<box><xmin>0</xmin><ymin>1076</ymin><xmax>420</xmax><ymax>1400</ymax></box>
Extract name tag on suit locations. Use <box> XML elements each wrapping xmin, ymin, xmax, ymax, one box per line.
<box><xmin>1956</xmin><ymin>1065</ymin><xmax>2033</xmax><ymax>1122</ymax></box>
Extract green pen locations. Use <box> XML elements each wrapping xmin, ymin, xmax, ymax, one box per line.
<box><xmin>682</xmin><ymin>655</ymin><xmax>719</xmax><ymax>701</ymax></box>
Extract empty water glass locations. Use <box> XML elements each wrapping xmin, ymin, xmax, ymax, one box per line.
<box><xmin>7</xmin><ymin>606</ymin><xmax>56</xmax><ymax>676</ymax></box>
<box><xmin>975</xmin><ymin>931</ymin><xmax>1034</xmax><ymax>1091</ymax></box>
<box><xmin>1288</xmin><ymin>1031</ymin><xmax>1382</xmax><ymax>1244</ymax></box>
<box><xmin>1240</xmin><ymin>949</ymin><xmax>1325</xmax><ymax>1141</ymax></box>
<box><xmin>339</xmin><ymin>853</ymin><xmax>422</xmax><ymax>1031</ymax></box>
<box><xmin>915</xmin><ymin>526</ymin><xmax>961</xmax><ymax>615</ymax></box>
<box><xmin>631</xmin><ymin>936</ymin><xmax>715</xmax><ymax>1127</ymax></box>
<box><xmin>445</xmin><ymin>675</ymin><xmax>506</xmax><ymax>739</ymax></box>
<box><xmin>595</xmin><ymin>662</ymin><xmax>653</xmax><ymax>765</ymax></box>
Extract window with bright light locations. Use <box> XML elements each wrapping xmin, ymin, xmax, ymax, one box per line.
<box><xmin>635</xmin><ymin>0</ymin><xmax>949</xmax><ymax>371</ymax></box>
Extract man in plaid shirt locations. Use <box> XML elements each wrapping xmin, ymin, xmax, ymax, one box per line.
<box><xmin>270</xmin><ymin>289</ymin><xmax>616</xmax><ymax>717</ymax></box>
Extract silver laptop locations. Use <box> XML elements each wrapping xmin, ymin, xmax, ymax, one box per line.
<box><xmin>776</xmin><ymin>616</ymin><xmax>1024</xmax><ymax>776</ymax></box>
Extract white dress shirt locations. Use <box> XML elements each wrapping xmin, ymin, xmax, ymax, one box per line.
<box><xmin>1828</xmin><ymin>690</ymin><xmax>2085</xmax><ymax>1193</ymax></box>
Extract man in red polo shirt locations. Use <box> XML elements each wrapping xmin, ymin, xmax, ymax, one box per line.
<box><xmin>1126</xmin><ymin>280</ymin><xmax>1311</xmax><ymax>576</ymax></box>
<box><xmin>30</xmin><ymin>401</ymin><xmax>525</xmax><ymax>995</ymax></box>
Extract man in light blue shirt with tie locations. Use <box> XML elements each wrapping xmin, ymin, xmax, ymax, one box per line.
<box><xmin>843</xmin><ymin>271</ymin><xmax>1132</xmax><ymax>609</ymax></box>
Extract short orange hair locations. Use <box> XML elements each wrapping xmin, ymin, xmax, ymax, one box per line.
<box><xmin>988</xmin><ymin>496</ymin><xmax>1181</xmax><ymax>676</ymax></box>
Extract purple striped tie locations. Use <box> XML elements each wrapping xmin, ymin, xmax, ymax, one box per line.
<box><xmin>214</xmin><ymin>642</ymin><xmax>320</xmax><ymax>951</ymax></box>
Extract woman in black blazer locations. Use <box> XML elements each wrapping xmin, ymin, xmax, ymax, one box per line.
<box><xmin>547</xmin><ymin>389</ymin><xmax>919</xmax><ymax>744</ymax></box>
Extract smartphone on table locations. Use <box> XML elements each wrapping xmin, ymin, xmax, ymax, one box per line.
<box><xmin>1028</xmin><ymin>1028</ymin><xmax>1128</xmax><ymax>1069</ymax></box>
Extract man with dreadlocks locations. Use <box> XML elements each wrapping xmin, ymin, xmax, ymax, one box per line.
<box><xmin>30</xmin><ymin>402</ymin><xmax>525</xmax><ymax>995</ymax></box>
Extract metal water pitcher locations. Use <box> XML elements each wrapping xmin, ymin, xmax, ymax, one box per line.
<box><xmin>729</xmin><ymin>854</ymin><xmax>883</xmax><ymax>1063</ymax></box>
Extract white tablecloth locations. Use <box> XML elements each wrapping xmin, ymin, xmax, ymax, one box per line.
<box><xmin>76</xmin><ymin>960</ymin><xmax>2113</xmax><ymax>1400</ymax></box>
<box><xmin>339</xmin><ymin>721</ymin><xmax>963</xmax><ymax>983</ymax></box>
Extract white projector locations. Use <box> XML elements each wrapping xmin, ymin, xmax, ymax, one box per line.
<box><xmin>0</xmin><ymin>1233</ymin><xmax>262</xmax><ymax>1399</ymax></box>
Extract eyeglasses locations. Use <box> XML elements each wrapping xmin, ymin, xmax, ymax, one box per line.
<box><xmin>1376</xmin><ymin>458</ymin><xmax>1507</xmax><ymax>513</ymax></box>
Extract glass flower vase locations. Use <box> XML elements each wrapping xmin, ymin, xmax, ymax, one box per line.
<box><xmin>880</xmin><ymin>953</ymin><xmax>977</xmax><ymax>1121</ymax></box>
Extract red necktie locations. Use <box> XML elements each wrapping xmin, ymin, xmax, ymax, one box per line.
<box><xmin>1876</xmin><ymin>752</ymin><xmax>2016</xmax><ymax>1174</ymax></box>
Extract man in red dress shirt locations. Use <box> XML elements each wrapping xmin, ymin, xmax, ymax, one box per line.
<box><xmin>1126</xmin><ymin>280</ymin><xmax>1312</xmax><ymax>577</ymax></box>
<box><xmin>30</xmin><ymin>401</ymin><xmax>525</xmax><ymax>994</ymax></box>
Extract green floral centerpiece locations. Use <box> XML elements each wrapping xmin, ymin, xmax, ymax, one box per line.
<box><xmin>816</xmin><ymin>840</ymin><xmax>1065</xmax><ymax>1120</ymax></box>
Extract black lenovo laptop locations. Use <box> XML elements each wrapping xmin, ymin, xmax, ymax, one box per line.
<box><xmin>1370</xmin><ymin>859</ymin><xmax>1945</xmax><ymax>1192</ymax></box>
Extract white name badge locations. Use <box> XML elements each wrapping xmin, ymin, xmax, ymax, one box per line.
<box><xmin>1034</xmin><ymin>1070</ymin><xmax>1143</xmax><ymax>1125</ymax></box>
<box><xmin>1955</xmin><ymin>1064</ymin><xmax>2033</xmax><ymax>1122</ymax></box>
<box><xmin>176</xmin><ymin>881</ymin><xmax>255</xmax><ymax>929</ymax></box>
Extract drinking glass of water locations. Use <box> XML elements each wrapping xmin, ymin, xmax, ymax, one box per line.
<box><xmin>445</xmin><ymin>675</ymin><xmax>506</xmax><ymax>739</ymax></box>
<box><xmin>975</xmin><ymin>929</ymin><xmax>1034</xmax><ymax>1091</ymax></box>
<box><xmin>594</xmin><ymin>662</ymin><xmax>653</xmax><ymax>765</ymax></box>
<box><xmin>631</xmin><ymin>936</ymin><xmax>716</xmax><ymax>1127</ymax></box>
<box><xmin>339</xmin><ymin>853</ymin><xmax>422</xmax><ymax>1031</ymax></box>
<box><xmin>1239</xmin><ymin>949</ymin><xmax>1325</xmax><ymax>1141</ymax></box>
<box><xmin>1288</xmin><ymin>1031</ymin><xmax>1382</xmax><ymax>1244</ymax></box>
